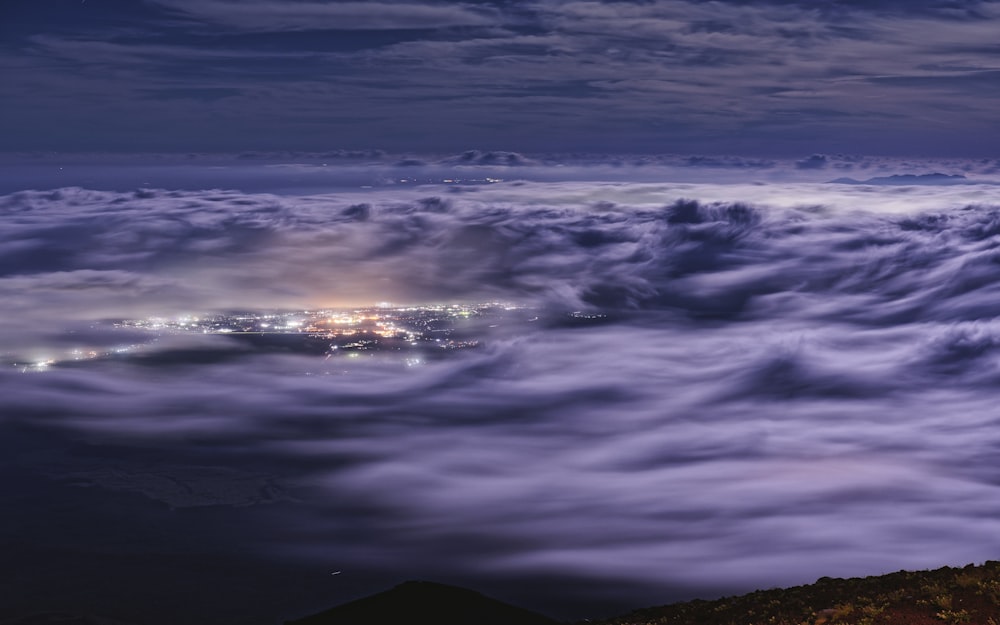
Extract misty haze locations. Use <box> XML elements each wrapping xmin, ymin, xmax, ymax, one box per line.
<box><xmin>6</xmin><ymin>164</ymin><xmax>1000</xmax><ymax>622</ymax></box>
<box><xmin>6</xmin><ymin>0</ymin><xmax>1000</xmax><ymax>623</ymax></box>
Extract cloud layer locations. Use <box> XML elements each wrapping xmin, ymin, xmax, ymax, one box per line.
<box><xmin>6</xmin><ymin>177</ymin><xmax>1000</xmax><ymax>623</ymax></box>
<box><xmin>5</xmin><ymin>0</ymin><xmax>1000</xmax><ymax>153</ymax></box>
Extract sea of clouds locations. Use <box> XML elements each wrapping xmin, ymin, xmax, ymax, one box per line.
<box><xmin>5</xmin><ymin>165</ymin><xmax>1000</xmax><ymax>623</ymax></box>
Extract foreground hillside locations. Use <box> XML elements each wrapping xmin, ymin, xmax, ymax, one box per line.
<box><xmin>283</xmin><ymin>563</ymin><xmax>1000</xmax><ymax>625</ymax></box>
<box><xmin>593</xmin><ymin>561</ymin><xmax>1000</xmax><ymax>625</ymax></box>
<box><xmin>7</xmin><ymin>562</ymin><xmax>1000</xmax><ymax>624</ymax></box>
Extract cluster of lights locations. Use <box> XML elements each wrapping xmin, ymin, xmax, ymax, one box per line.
<box><xmin>9</xmin><ymin>302</ymin><xmax>534</xmax><ymax>372</ymax></box>
<box><xmin>9</xmin><ymin>342</ymin><xmax>146</xmax><ymax>373</ymax></box>
<box><xmin>394</xmin><ymin>177</ymin><xmax>505</xmax><ymax>185</ymax></box>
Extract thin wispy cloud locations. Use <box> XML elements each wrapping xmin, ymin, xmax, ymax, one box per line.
<box><xmin>147</xmin><ymin>0</ymin><xmax>503</xmax><ymax>31</ymax></box>
<box><xmin>5</xmin><ymin>0</ymin><xmax>1000</xmax><ymax>152</ymax></box>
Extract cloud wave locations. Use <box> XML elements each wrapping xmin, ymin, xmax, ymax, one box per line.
<box><xmin>7</xmin><ymin>179</ymin><xmax>1000</xmax><ymax>622</ymax></box>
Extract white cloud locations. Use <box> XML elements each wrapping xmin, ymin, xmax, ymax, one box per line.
<box><xmin>9</xmin><ymin>174</ymin><xmax>1000</xmax><ymax>618</ymax></box>
<box><xmin>148</xmin><ymin>0</ymin><xmax>500</xmax><ymax>31</ymax></box>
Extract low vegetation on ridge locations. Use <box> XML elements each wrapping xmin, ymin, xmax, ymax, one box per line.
<box><xmin>590</xmin><ymin>561</ymin><xmax>1000</xmax><ymax>625</ymax></box>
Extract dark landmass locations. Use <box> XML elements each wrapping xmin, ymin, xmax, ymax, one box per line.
<box><xmin>591</xmin><ymin>561</ymin><xmax>1000</xmax><ymax>625</ymax></box>
<box><xmin>286</xmin><ymin>563</ymin><xmax>1000</xmax><ymax>625</ymax></box>
<box><xmin>828</xmin><ymin>173</ymin><xmax>969</xmax><ymax>185</ymax></box>
<box><xmin>284</xmin><ymin>580</ymin><xmax>559</xmax><ymax>625</ymax></box>
<box><xmin>7</xmin><ymin>562</ymin><xmax>1000</xmax><ymax>625</ymax></box>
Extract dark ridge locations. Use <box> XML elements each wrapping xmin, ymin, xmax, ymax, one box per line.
<box><xmin>589</xmin><ymin>560</ymin><xmax>1000</xmax><ymax>625</ymax></box>
<box><xmin>827</xmin><ymin>173</ymin><xmax>969</xmax><ymax>185</ymax></box>
<box><xmin>7</xmin><ymin>562</ymin><xmax>1000</xmax><ymax>625</ymax></box>
<box><xmin>285</xmin><ymin>580</ymin><xmax>559</xmax><ymax>625</ymax></box>
<box><xmin>440</xmin><ymin>150</ymin><xmax>537</xmax><ymax>166</ymax></box>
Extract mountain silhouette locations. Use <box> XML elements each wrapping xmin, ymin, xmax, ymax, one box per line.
<box><xmin>284</xmin><ymin>580</ymin><xmax>558</xmax><ymax>625</ymax></box>
<box><xmin>827</xmin><ymin>173</ymin><xmax>968</xmax><ymax>185</ymax></box>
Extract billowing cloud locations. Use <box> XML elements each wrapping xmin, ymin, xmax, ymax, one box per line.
<box><xmin>7</xmin><ymin>173</ymin><xmax>1000</xmax><ymax>622</ymax></box>
<box><xmin>796</xmin><ymin>153</ymin><xmax>829</xmax><ymax>169</ymax></box>
<box><xmin>4</xmin><ymin>176</ymin><xmax>1000</xmax><ymax>331</ymax></box>
<box><xmin>440</xmin><ymin>150</ymin><xmax>540</xmax><ymax>166</ymax></box>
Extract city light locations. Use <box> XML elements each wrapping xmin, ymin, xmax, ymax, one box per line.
<box><xmin>6</xmin><ymin>302</ymin><xmax>540</xmax><ymax>372</ymax></box>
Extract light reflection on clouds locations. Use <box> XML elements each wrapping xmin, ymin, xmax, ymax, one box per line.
<box><xmin>5</xmin><ymin>170</ymin><xmax>1000</xmax><ymax>622</ymax></box>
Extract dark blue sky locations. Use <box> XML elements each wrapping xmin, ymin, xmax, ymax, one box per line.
<box><xmin>3</xmin><ymin>0</ymin><xmax>1000</xmax><ymax>155</ymax></box>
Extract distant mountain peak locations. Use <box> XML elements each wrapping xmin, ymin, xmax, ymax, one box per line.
<box><xmin>285</xmin><ymin>580</ymin><xmax>558</xmax><ymax>625</ymax></box>
<box><xmin>827</xmin><ymin>172</ymin><xmax>968</xmax><ymax>185</ymax></box>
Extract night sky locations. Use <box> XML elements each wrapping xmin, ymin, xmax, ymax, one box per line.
<box><xmin>4</xmin><ymin>0</ymin><xmax>1000</xmax><ymax>155</ymax></box>
<box><xmin>5</xmin><ymin>3</ymin><xmax>1000</xmax><ymax>625</ymax></box>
